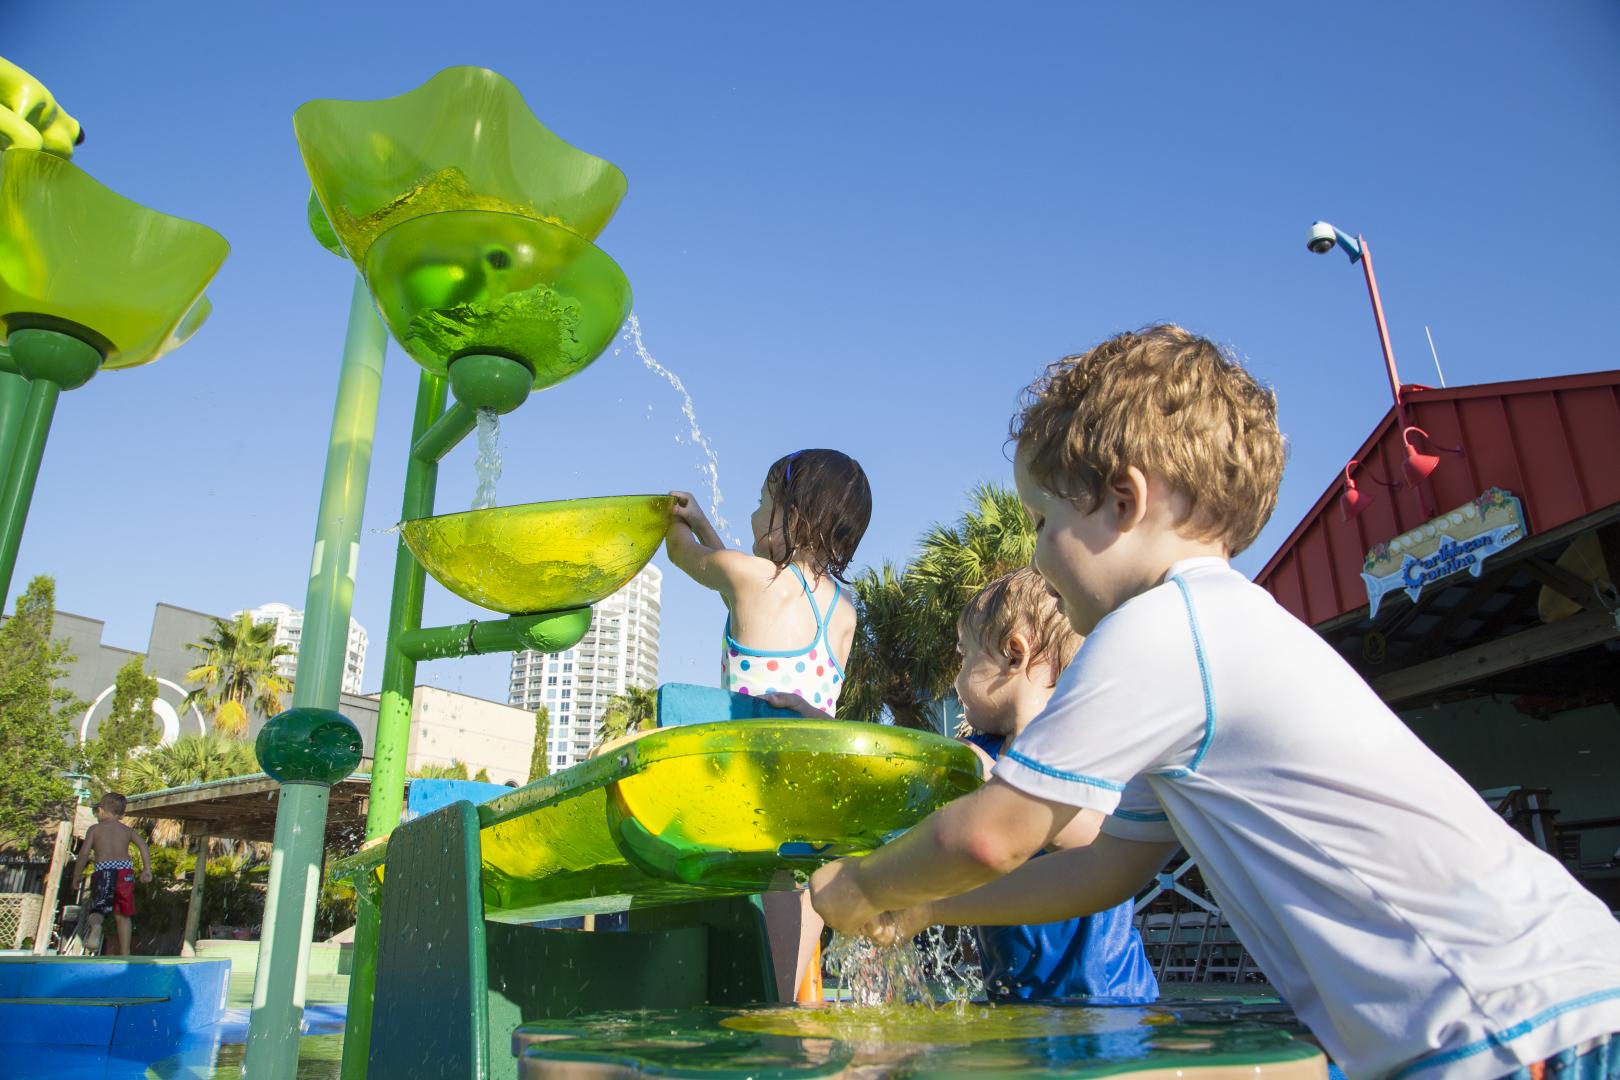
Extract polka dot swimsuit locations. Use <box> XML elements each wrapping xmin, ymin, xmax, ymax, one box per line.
<box><xmin>722</xmin><ymin>564</ymin><xmax>845</xmax><ymax>716</ymax></box>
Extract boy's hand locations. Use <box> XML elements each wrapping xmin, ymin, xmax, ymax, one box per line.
<box><xmin>861</xmin><ymin>905</ymin><xmax>935</xmax><ymax>947</ymax></box>
<box><xmin>763</xmin><ymin>692</ymin><xmax>829</xmax><ymax>719</ymax></box>
<box><xmin>809</xmin><ymin>856</ymin><xmax>882</xmax><ymax>933</ymax></box>
<box><xmin>139</xmin><ymin>870</ymin><xmax>152</xmax><ymax>884</ymax></box>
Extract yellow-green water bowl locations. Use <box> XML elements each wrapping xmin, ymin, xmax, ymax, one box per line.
<box><xmin>294</xmin><ymin>66</ymin><xmax>627</xmax><ymax>263</ymax></box>
<box><xmin>364</xmin><ymin>209</ymin><xmax>630</xmax><ymax>386</ymax></box>
<box><xmin>399</xmin><ymin>495</ymin><xmax>672</xmax><ymax>615</ymax></box>
<box><xmin>0</xmin><ymin>148</ymin><xmax>228</xmax><ymax>369</ymax></box>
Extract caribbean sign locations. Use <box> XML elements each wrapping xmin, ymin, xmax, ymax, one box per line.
<box><xmin>1362</xmin><ymin>488</ymin><xmax>1527</xmax><ymax>617</ymax></box>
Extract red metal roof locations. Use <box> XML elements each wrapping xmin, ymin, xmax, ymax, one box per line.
<box><xmin>1254</xmin><ymin>370</ymin><xmax>1620</xmax><ymax>627</ymax></box>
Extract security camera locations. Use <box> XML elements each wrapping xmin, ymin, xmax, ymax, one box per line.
<box><xmin>1306</xmin><ymin>221</ymin><xmax>1339</xmax><ymax>255</ymax></box>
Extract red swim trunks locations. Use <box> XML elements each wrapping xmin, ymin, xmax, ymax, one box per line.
<box><xmin>89</xmin><ymin>864</ymin><xmax>135</xmax><ymax>917</ymax></box>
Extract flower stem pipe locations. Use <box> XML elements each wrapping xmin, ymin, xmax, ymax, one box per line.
<box><xmin>243</xmin><ymin>277</ymin><xmax>386</xmax><ymax>1078</ymax></box>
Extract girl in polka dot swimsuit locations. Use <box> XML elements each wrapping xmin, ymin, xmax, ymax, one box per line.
<box><xmin>666</xmin><ymin>449</ymin><xmax>871</xmax><ymax>719</ymax></box>
<box><xmin>665</xmin><ymin>447</ymin><xmax>873</xmax><ymax>1001</ymax></box>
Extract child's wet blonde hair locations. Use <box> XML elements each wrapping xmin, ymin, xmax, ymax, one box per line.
<box><xmin>958</xmin><ymin>567</ymin><xmax>1081</xmax><ymax>687</ymax></box>
<box><xmin>1012</xmin><ymin>324</ymin><xmax>1286</xmax><ymax>556</ymax></box>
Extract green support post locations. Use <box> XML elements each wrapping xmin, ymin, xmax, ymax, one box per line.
<box><xmin>0</xmin><ymin>370</ymin><xmax>29</xmax><ymax>489</ymax></box>
<box><xmin>341</xmin><ymin>367</ymin><xmax>449</xmax><ymax>1080</ymax></box>
<box><xmin>243</xmin><ymin>277</ymin><xmax>387</xmax><ymax>1078</ymax></box>
<box><xmin>0</xmin><ymin>377</ymin><xmax>62</xmax><ymax>608</ymax></box>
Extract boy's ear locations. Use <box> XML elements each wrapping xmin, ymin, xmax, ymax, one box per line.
<box><xmin>1004</xmin><ymin>632</ymin><xmax>1030</xmax><ymax>671</ymax></box>
<box><xmin>1111</xmin><ymin>466</ymin><xmax>1151</xmax><ymax>532</ymax></box>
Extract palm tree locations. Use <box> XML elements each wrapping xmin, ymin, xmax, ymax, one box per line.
<box><xmin>841</xmin><ymin>563</ymin><xmax>942</xmax><ymax>729</ymax></box>
<box><xmin>843</xmin><ymin>484</ymin><xmax>1035</xmax><ymax>729</ymax></box>
<box><xmin>122</xmin><ymin>733</ymin><xmax>260</xmax><ymax>795</ymax></box>
<box><xmin>182</xmin><ymin>613</ymin><xmax>293</xmax><ymax>738</ymax></box>
<box><xmin>596</xmin><ymin>686</ymin><xmax>658</xmax><ymax>743</ymax></box>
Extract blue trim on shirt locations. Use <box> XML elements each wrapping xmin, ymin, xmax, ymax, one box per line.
<box><xmin>1002</xmin><ymin>749</ymin><xmax>1126</xmax><ymax>793</ymax></box>
<box><xmin>1169</xmin><ymin>574</ymin><xmax>1216</xmax><ymax>772</ymax></box>
<box><xmin>1113</xmin><ymin>808</ymin><xmax>1170</xmax><ymax>822</ymax></box>
<box><xmin>1389</xmin><ymin>986</ymin><xmax>1620</xmax><ymax>1079</ymax></box>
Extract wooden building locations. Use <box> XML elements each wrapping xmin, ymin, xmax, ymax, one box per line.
<box><xmin>1255</xmin><ymin>369</ymin><xmax>1620</xmax><ymax>907</ymax></box>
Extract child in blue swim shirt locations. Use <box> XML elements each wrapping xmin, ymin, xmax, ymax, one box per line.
<box><xmin>955</xmin><ymin>569</ymin><xmax>1158</xmax><ymax>1004</ymax></box>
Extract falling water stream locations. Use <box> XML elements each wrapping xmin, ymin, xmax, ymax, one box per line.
<box><xmin>825</xmin><ymin>925</ymin><xmax>986</xmax><ymax>1008</ymax></box>
<box><xmin>471</xmin><ymin>406</ymin><xmax>501</xmax><ymax>510</ymax></box>
<box><xmin>621</xmin><ymin>313</ymin><xmax>738</xmax><ymax>545</ymax></box>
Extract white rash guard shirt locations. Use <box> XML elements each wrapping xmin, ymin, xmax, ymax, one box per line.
<box><xmin>996</xmin><ymin>557</ymin><xmax>1620</xmax><ymax>1079</ymax></box>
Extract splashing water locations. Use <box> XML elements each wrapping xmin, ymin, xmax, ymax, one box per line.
<box><xmin>620</xmin><ymin>314</ymin><xmax>738</xmax><ymax>545</ymax></box>
<box><xmin>825</xmin><ymin>926</ymin><xmax>984</xmax><ymax>1009</ymax></box>
<box><xmin>472</xmin><ymin>407</ymin><xmax>501</xmax><ymax>510</ymax></box>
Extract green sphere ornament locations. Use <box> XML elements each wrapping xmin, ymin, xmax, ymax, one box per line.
<box><xmin>256</xmin><ymin>707</ymin><xmax>363</xmax><ymax>786</ymax></box>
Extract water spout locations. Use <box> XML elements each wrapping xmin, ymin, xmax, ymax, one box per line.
<box><xmin>472</xmin><ymin>407</ymin><xmax>501</xmax><ymax>510</ymax></box>
<box><xmin>622</xmin><ymin>314</ymin><xmax>737</xmax><ymax>545</ymax></box>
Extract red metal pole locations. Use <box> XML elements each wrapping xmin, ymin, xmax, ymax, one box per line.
<box><xmin>1357</xmin><ymin>237</ymin><xmax>1409</xmax><ymax>430</ymax></box>
<box><xmin>1359</xmin><ymin>236</ymin><xmax>1435</xmax><ymax>515</ymax></box>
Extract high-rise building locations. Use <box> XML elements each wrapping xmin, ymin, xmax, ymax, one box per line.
<box><xmin>508</xmin><ymin>564</ymin><xmax>661</xmax><ymax>770</ymax></box>
<box><xmin>238</xmin><ymin>602</ymin><xmax>369</xmax><ymax>696</ymax></box>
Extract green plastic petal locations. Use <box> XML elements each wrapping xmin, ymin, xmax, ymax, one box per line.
<box><xmin>293</xmin><ymin>66</ymin><xmax>626</xmax><ymax>263</ymax></box>
<box><xmin>306</xmin><ymin>187</ymin><xmax>345</xmax><ymax>256</ymax></box>
<box><xmin>399</xmin><ymin>494</ymin><xmax>672</xmax><ymax>615</ymax></box>
<box><xmin>0</xmin><ymin>148</ymin><xmax>228</xmax><ymax>370</ymax></box>
<box><xmin>364</xmin><ymin>209</ymin><xmax>630</xmax><ymax>383</ymax></box>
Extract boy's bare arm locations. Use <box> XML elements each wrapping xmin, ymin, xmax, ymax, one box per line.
<box><xmin>71</xmin><ymin>826</ymin><xmax>95</xmax><ymax>885</ymax></box>
<box><xmin>131</xmin><ymin>826</ymin><xmax>153</xmax><ymax>882</ymax></box>
<box><xmin>809</xmin><ymin>777</ymin><xmax>1075</xmax><ymax>932</ymax></box>
<box><xmin>871</xmin><ymin>832</ymin><xmax>1180</xmax><ymax>942</ymax></box>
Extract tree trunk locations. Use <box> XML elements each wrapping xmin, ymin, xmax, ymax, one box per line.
<box><xmin>181</xmin><ymin>833</ymin><xmax>208</xmax><ymax>956</ymax></box>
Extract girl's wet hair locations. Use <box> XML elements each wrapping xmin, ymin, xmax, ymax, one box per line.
<box><xmin>764</xmin><ymin>449</ymin><xmax>872</xmax><ymax>582</ymax></box>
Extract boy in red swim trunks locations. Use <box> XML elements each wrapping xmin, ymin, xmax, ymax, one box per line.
<box><xmin>70</xmin><ymin>793</ymin><xmax>152</xmax><ymax>956</ymax></box>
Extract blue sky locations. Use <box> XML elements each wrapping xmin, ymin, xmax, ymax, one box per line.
<box><xmin>8</xmin><ymin>3</ymin><xmax>1620</xmax><ymax>701</ymax></box>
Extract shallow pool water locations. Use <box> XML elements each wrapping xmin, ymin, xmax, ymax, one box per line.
<box><xmin>513</xmin><ymin>1000</ymin><xmax>1326</xmax><ymax>1078</ymax></box>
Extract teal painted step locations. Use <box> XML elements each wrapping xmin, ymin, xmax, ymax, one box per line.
<box><xmin>0</xmin><ymin>956</ymin><xmax>228</xmax><ymax>1034</ymax></box>
<box><xmin>655</xmin><ymin>683</ymin><xmax>798</xmax><ymax>727</ymax></box>
<box><xmin>0</xmin><ymin>995</ymin><xmax>182</xmax><ymax>1046</ymax></box>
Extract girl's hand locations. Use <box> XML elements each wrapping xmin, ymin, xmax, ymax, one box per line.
<box><xmin>763</xmin><ymin>692</ymin><xmax>829</xmax><ymax>719</ymax></box>
<box><xmin>668</xmin><ymin>491</ymin><xmax>724</xmax><ymax>550</ymax></box>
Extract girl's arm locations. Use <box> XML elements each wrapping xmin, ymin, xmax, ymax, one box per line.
<box><xmin>665</xmin><ymin>491</ymin><xmax>761</xmax><ymax>600</ymax></box>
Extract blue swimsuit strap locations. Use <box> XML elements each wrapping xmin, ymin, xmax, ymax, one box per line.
<box><xmin>726</xmin><ymin>566</ymin><xmax>842</xmax><ymax>660</ymax></box>
<box><xmin>787</xmin><ymin>565</ymin><xmax>843</xmax><ymax>673</ymax></box>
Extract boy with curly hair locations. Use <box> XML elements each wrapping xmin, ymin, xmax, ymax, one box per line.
<box><xmin>812</xmin><ymin>325</ymin><xmax>1620</xmax><ymax>1078</ymax></box>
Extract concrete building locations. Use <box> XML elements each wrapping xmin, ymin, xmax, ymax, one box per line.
<box><xmin>508</xmin><ymin>564</ymin><xmax>661</xmax><ymax>770</ymax></box>
<box><xmin>236</xmin><ymin>602</ymin><xmax>367</xmax><ymax>696</ymax></box>
<box><xmin>47</xmin><ymin>603</ymin><xmax>532</xmax><ymax>783</ymax></box>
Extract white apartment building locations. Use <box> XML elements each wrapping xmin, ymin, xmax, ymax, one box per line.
<box><xmin>238</xmin><ymin>602</ymin><xmax>369</xmax><ymax>696</ymax></box>
<box><xmin>508</xmin><ymin>564</ymin><xmax>661</xmax><ymax>770</ymax></box>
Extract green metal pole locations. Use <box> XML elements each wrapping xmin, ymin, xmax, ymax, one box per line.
<box><xmin>394</xmin><ymin>607</ymin><xmax>592</xmax><ymax>663</ymax></box>
<box><xmin>0</xmin><ymin>372</ymin><xmax>31</xmax><ymax>510</ymax></box>
<box><xmin>0</xmin><ymin>377</ymin><xmax>61</xmax><ymax>609</ymax></box>
<box><xmin>411</xmin><ymin>398</ymin><xmax>478</xmax><ymax>464</ymax></box>
<box><xmin>244</xmin><ymin>276</ymin><xmax>387</xmax><ymax>1078</ymax></box>
<box><xmin>340</xmin><ymin>366</ymin><xmax>446</xmax><ymax>1080</ymax></box>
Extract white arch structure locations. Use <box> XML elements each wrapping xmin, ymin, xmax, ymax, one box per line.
<box><xmin>79</xmin><ymin>677</ymin><xmax>208</xmax><ymax>746</ymax></box>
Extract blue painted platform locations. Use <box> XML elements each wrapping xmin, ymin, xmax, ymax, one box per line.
<box><xmin>0</xmin><ymin>956</ymin><xmax>229</xmax><ymax>1047</ymax></box>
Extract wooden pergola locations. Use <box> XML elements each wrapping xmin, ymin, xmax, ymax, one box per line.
<box><xmin>120</xmin><ymin>773</ymin><xmax>404</xmax><ymax>954</ymax></box>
